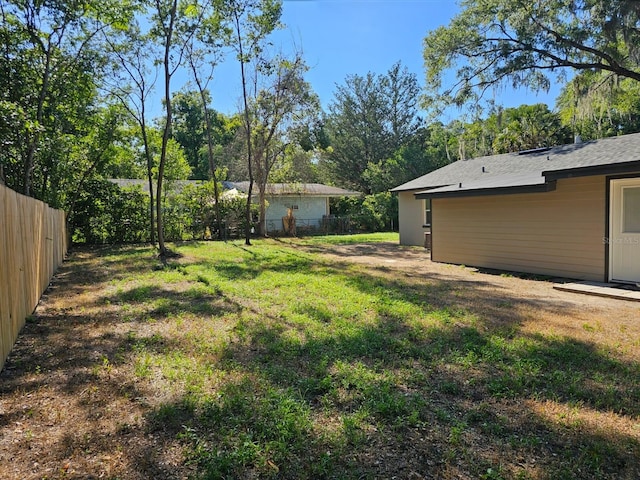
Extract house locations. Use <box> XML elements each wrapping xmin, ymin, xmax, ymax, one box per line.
<box><xmin>109</xmin><ymin>179</ymin><xmax>360</xmax><ymax>234</ymax></box>
<box><xmin>391</xmin><ymin>132</ymin><xmax>640</xmax><ymax>283</ymax></box>
<box><xmin>224</xmin><ymin>182</ymin><xmax>360</xmax><ymax>234</ymax></box>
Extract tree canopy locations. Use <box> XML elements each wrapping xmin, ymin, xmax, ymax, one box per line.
<box><xmin>321</xmin><ymin>62</ymin><xmax>423</xmax><ymax>193</ymax></box>
<box><xmin>4</xmin><ymin>0</ymin><xmax>640</xmax><ymax>245</ymax></box>
<box><xmin>423</xmin><ymin>0</ymin><xmax>640</xmax><ymax>111</ymax></box>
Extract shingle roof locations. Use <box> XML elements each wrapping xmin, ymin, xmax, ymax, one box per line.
<box><xmin>423</xmin><ymin>172</ymin><xmax>547</xmax><ymax>196</ymax></box>
<box><xmin>391</xmin><ymin>132</ymin><xmax>640</xmax><ymax>194</ymax></box>
<box><xmin>225</xmin><ymin>182</ymin><xmax>360</xmax><ymax>197</ymax></box>
<box><xmin>109</xmin><ymin>179</ymin><xmax>360</xmax><ymax>197</ymax></box>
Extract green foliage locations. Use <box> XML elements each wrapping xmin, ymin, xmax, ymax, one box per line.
<box><xmin>0</xmin><ymin>0</ymin><xmax>133</xmax><ymax>199</ymax></box>
<box><xmin>171</xmin><ymin>90</ymin><xmax>236</xmax><ymax>180</ymax></box>
<box><xmin>218</xmin><ymin>191</ymin><xmax>260</xmax><ymax>237</ymax></box>
<box><xmin>68</xmin><ymin>177</ymin><xmax>266</xmax><ymax>244</ymax></box>
<box><xmin>423</xmin><ymin>0</ymin><xmax>640</xmax><ymax>112</ymax></box>
<box><xmin>364</xmin><ymin>124</ymin><xmax>452</xmax><ymax>192</ymax></box>
<box><xmin>557</xmin><ymin>71</ymin><xmax>640</xmax><ymax>140</ymax></box>
<box><xmin>321</xmin><ymin>62</ymin><xmax>423</xmax><ymax>193</ymax></box>
<box><xmin>70</xmin><ymin>179</ymin><xmax>149</xmax><ymax>244</ymax></box>
<box><xmin>438</xmin><ymin>104</ymin><xmax>572</xmax><ymax>161</ymax></box>
<box><xmin>490</xmin><ymin>104</ymin><xmax>572</xmax><ymax>153</ymax></box>
<box><xmin>268</xmin><ymin>146</ymin><xmax>320</xmax><ymax>184</ymax></box>
<box><xmin>331</xmin><ymin>192</ymin><xmax>398</xmax><ymax>233</ymax></box>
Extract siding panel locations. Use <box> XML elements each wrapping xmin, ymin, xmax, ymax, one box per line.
<box><xmin>432</xmin><ymin>176</ymin><xmax>607</xmax><ymax>280</ymax></box>
<box><xmin>398</xmin><ymin>190</ymin><xmax>429</xmax><ymax>246</ymax></box>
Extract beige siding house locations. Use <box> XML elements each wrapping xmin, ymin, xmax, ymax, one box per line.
<box><xmin>392</xmin><ymin>133</ymin><xmax>640</xmax><ymax>283</ymax></box>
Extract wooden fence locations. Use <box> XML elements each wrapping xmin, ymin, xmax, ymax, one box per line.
<box><xmin>0</xmin><ymin>184</ymin><xmax>68</xmax><ymax>371</ymax></box>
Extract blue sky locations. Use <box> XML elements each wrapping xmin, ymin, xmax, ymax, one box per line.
<box><xmin>183</xmin><ymin>0</ymin><xmax>563</xmax><ymax>122</ymax></box>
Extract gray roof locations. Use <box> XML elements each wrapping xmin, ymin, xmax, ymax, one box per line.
<box><xmin>109</xmin><ymin>179</ymin><xmax>360</xmax><ymax>197</ymax></box>
<box><xmin>225</xmin><ymin>182</ymin><xmax>360</xmax><ymax>197</ymax></box>
<box><xmin>391</xmin><ymin>132</ymin><xmax>640</xmax><ymax>195</ymax></box>
<box><xmin>424</xmin><ymin>172</ymin><xmax>547</xmax><ymax>195</ymax></box>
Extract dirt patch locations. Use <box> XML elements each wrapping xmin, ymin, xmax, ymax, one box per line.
<box><xmin>315</xmin><ymin>242</ymin><xmax>640</xmax><ymax>356</ymax></box>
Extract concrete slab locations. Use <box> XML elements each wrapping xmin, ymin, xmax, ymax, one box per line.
<box><xmin>553</xmin><ymin>281</ymin><xmax>640</xmax><ymax>302</ymax></box>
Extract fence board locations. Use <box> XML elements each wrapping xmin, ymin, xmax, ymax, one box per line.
<box><xmin>0</xmin><ymin>186</ymin><xmax>11</xmax><ymax>364</ymax></box>
<box><xmin>0</xmin><ymin>184</ymin><xmax>67</xmax><ymax>371</ymax></box>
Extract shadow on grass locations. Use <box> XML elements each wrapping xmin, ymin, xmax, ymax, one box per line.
<box><xmin>103</xmin><ymin>284</ymin><xmax>239</xmax><ymax>319</ymax></box>
<box><xmin>150</xmin><ymin>243</ymin><xmax>640</xmax><ymax>478</ymax></box>
<box><xmin>1</xmin><ymin>243</ymin><xmax>638</xmax><ymax>480</ymax></box>
<box><xmin>154</xmin><ymin>255</ymin><xmax>639</xmax><ymax>479</ymax></box>
<box><xmin>151</xmin><ymin>313</ymin><xmax>639</xmax><ymax>479</ymax></box>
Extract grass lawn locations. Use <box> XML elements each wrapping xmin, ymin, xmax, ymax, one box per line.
<box><xmin>0</xmin><ymin>234</ymin><xmax>638</xmax><ymax>480</ymax></box>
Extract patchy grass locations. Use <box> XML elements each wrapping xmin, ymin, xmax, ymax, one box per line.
<box><xmin>0</xmin><ymin>237</ymin><xmax>639</xmax><ymax>480</ymax></box>
<box><xmin>293</xmin><ymin>231</ymin><xmax>400</xmax><ymax>245</ymax></box>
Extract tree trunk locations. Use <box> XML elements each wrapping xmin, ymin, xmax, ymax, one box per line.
<box><xmin>141</xmin><ymin>121</ymin><xmax>156</xmax><ymax>245</ymax></box>
<box><xmin>234</xmin><ymin>10</ymin><xmax>253</xmax><ymax>246</ymax></box>
<box><xmin>258</xmin><ymin>184</ymin><xmax>267</xmax><ymax>236</ymax></box>
<box><xmin>157</xmin><ymin>0</ymin><xmax>178</xmax><ymax>261</ymax></box>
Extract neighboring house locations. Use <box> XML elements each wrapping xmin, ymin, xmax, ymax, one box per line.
<box><xmin>391</xmin><ymin>132</ymin><xmax>640</xmax><ymax>283</ymax></box>
<box><xmin>109</xmin><ymin>179</ymin><xmax>359</xmax><ymax>235</ymax></box>
<box><xmin>225</xmin><ymin>182</ymin><xmax>360</xmax><ymax>234</ymax></box>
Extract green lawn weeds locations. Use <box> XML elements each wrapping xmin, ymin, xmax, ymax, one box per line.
<box><xmin>1</xmin><ymin>234</ymin><xmax>638</xmax><ymax>480</ymax></box>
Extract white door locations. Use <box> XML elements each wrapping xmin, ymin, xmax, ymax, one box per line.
<box><xmin>609</xmin><ymin>178</ymin><xmax>640</xmax><ymax>283</ymax></box>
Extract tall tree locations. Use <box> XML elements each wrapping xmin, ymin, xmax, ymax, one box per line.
<box><xmin>364</xmin><ymin>124</ymin><xmax>451</xmax><ymax>193</ymax></box>
<box><xmin>322</xmin><ymin>62</ymin><xmax>422</xmax><ymax>193</ymax></box>
<box><xmin>184</xmin><ymin>11</ymin><xmax>227</xmax><ymax>237</ymax></box>
<box><xmin>249</xmin><ymin>54</ymin><xmax>318</xmax><ymax>236</ymax></box>
<box><xmin>0</xmin><ymin>0</ymin><xmax>131</xmax><ymax>199</ymax></box>
<box><xmin>172</xmin><ymin>90</ymin><xmax>209</xmax><ymax>179</ymax></box>
<box><xmin>104</xmin><ymin>18</ymin><xmax>159</xmax><ymax>244</ymax></box>
<box><xmin>219</xmin><ymin>0</ymin><xmax>283</xmax><ymax>245</ymax></box>
<box><xmin>149</xmin><ymin>0</ymin><xmax>204</xmax><ymax>259</ymax></box>
<box><xmin>423</xmin><ymin>0</ymin><xmax>640</xmax><ymax>112</ymax></box>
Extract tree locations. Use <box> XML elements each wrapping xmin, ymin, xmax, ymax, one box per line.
<box><xmin>323</xmin><ymin>71</ymin><xmax>389</xmax><ymax>192</ymax></box>
<box><xmin>249</xmin><ymin>54</ymin><xmax>319</xmax><ymax>236</ymax></box>
<box><xmin>219</xmin><ymin>0</ymin><xmax>283</xmax><ymax>245</ymax></box>
<box><xmin>0</xmin><ymin>0</ymin><xmax>132</xmax><ymax>198</ymax></box>
<box><xmin>104</xmin><ymin>18</ymin><xmax>160</xmax><ymax>244</ymax></box>
<box><xmin>423</xmin><ymin>0</ymin><xmax>640</xmax><ymax>112</ymax></box>
<box><xmin>556</xmin><ymin>70</ymin><xmax>640</xmax><ymax>140</ymax></box>
<box><xmin>172</xmin><ymin>90</ymin><xmax>209</xmax><ymax>179</ymax></box>
<box><xmin>268</xmin><ymin>145</ymin><xmax>319</xmax><ymax>184</ymax></box>
<box><xmin>148</xmin><ymin>0</ymin><xmax>204</xmax><ymax>259</ymax></box>
<box><xmin>431</xmin><ymin>104</ymin><xmax>571</xmax><ymax>162</ymax></box>
<box><xmin>322</xmin><ymin>62</ymin><xmax>422</xmax><ymax>193</ymax></box>
<box><xmin>65</xmin><ymin>104</ymin><xmax>131</xmax><ymax>225</ymax></box>
<box><xmin>183</xmin><ymin>7</ymin><xmax>229</xmax><ymax>239</ymax></box>
<box><xmin>491</xmin><ymin>103</ymin><xmax>571</xmax><ymax>152</ymax></box>
<box><xmin>363</xmin><ymin>124</ymin><xmax>451</xmax><ymax>193</ymax></box>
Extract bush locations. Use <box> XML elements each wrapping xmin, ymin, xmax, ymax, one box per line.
<box><xmin>70</xmin><ymin>179</ymin><xmax>261</xmax><ymax>244</ymax></box>
<box><xmin>70</xmin><ymin>179</ymin><xmax>150</xmax><ymax>244</ymax></box>
<box><xmin>331</xmin><ymin>192</ymin><xmax>398</xmax><ymax>233</ymax></box>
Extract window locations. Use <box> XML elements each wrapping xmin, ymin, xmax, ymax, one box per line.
<box><xmin>424</xmin><ymin>198</ymin><xmax>432</xmax><ymax>226</ymax></box>
<box><xmin>623</xmin><ymin>187</ymin><xmax>640</xmax><ymax>233</ymax></box>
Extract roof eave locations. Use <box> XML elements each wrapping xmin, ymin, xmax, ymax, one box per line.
<box><xmin>415</xmin><ymin>181</ymin><xmax>557</xmax><ymax>199</ymax></box>
<box><xmin>543</xmin><ymin>159</ymin><xmax>640</xmax><ymax>181</ymax></box>
<box><xmin>391</xmin><ymin>184</ymin><xmax>448</xmax><ymax>193</ymax></box>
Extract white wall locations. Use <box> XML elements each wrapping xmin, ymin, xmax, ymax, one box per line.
<box><xmin>265</xmin><ymin>196</ymin><xmax>329</xmax><ymax>232</ymax></box>
<box><xmin>397</xmin><ymin>190</ymin><xmax>429</xmax><ymax>246</ymax></box>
